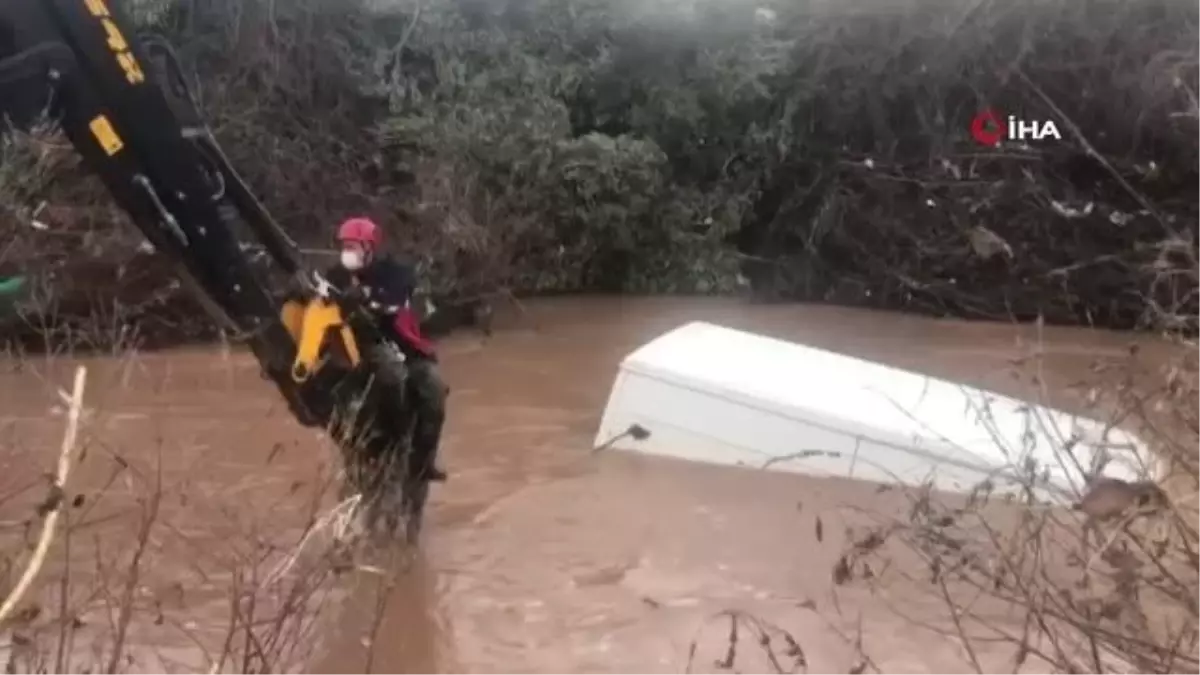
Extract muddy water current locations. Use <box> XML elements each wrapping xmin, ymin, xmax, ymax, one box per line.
<box><xmin>0</xmin><ymin>297</ymin><xmax>1180</xmax><ymax>673</ymax></box>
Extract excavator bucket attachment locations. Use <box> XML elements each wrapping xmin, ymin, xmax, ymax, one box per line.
<box><xmin>280</xmin><ymin>296</ymin><xmax>362</xmax><ymax>383</ymax></box>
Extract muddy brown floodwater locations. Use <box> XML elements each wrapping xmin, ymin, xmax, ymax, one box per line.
<box><xmin>0</xmin><ymin>296</ymin><xmax>1179</xmax><ymax>674</ymax></box>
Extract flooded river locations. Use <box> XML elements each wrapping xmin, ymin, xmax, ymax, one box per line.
<box><xmin>0</xmin><ymin>297</ymin><xmax>1180</xmax><ymax>673</ymax></box>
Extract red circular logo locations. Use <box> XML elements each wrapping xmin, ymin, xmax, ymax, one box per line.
<box><xmin>970</xmin><ymin>109</ymin><xmax>1004</xmax><ymax>146</ymax></box>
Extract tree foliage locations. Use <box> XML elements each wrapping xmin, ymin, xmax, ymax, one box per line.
<box><xmin>2</xmin><ymin>0</ymin><xmax>1197</xmax><ymax>344</ymax></box>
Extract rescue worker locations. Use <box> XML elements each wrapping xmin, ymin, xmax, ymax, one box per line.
<box><xmin>328</xmin><ymin>216</ymin><xmax>448</xmax><ymax>483</ymax></box>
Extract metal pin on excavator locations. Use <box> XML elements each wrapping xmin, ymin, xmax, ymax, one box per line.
<box><xmin>0</xmin><ymin>0</ymin><xmax>433</xmax><ymax>543</ymax></box>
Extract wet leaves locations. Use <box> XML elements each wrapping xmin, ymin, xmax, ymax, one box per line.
<box><xmin>829</xmin><ymin>527</ymin><xmax>893</xmax><ymax>586</ymax></box>
<box><xmin>34</xmin><ymin>485</ymin><xmax>64</xmax><ymax>517</ymax></box>
<box><xmin>10</xmin><ymin>633</ymin><xmax>31</xmax><ymax>650</ymax></box>
<box><xmin>852</xmin><ymin>531</ymin><xmax>885</xmax><ymax>555</ymax></box>
<box><xmin>266</xmin><ymin>441</ymin><xmax>286</xmax><ymax>464</ymax></box>
<box><xmin>782</xmin><ymin>632</ymin><xmax>807</xmax><ymax>668</ymax></box>
<box><xmin>833</xmin><ymin>555</ymin><xmax>852</xmax><ymax>585</ymax></box>
<box><xmin>9</xmin><ymin>603</ymin><xmax>40</xmax><ymax>625</ymax></box>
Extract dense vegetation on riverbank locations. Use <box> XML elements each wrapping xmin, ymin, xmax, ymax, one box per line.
<box><xmin>1</xmin><ymin>0</ymin><xmax>1196</xmax><ymax>346</ymax></box>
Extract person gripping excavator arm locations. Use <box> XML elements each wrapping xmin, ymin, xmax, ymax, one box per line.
<box><xmin>325</xmin><ymin>217</ymin><xmax>449</xmax><ymax>483</ymax></box>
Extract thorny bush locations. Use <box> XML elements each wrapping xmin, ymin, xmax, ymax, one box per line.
<box><xmin>0</xmin><ymin>334</ymin><xmax>406</xmax><ymax>673</ymax></box>
<box><xmin>823</xmin><ymin>301</ymin><xmax>1198</xmax><ymax>673</ymax></box>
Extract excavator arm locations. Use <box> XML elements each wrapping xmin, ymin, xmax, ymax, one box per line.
<box><xmin>0</xmin><ymin>0</ymin><xmax>369</xmax><ymax>428</ymax></box>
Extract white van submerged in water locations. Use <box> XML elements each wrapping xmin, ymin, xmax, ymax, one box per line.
<box><xmin>593</xmin><ymin>321</ymin><xmax>1152</xmax><ymax>502</ymax></box>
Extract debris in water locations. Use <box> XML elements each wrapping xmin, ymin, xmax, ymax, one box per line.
<box><xmin>832</xmin><ymin>555</ymin><xmax>852</xmax><ymax>585</ymax></box>
<box><xmin>573</xmin><ymin>566</ymin><xmax>627</xmax><ymax>587</ymax></box>
<box><xmin>9</xmin><ymin>604</ymin><xmax>40</xmax><ymax>625</ymax></box>
<box><xmin>34</xmin><ymin>485</ymin><xmax>65</xmax><ymax>517</ymax></box>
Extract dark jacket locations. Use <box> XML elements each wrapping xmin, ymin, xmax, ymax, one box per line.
<box><xmin>326</xmin><ymin>255</ymin><xmax>437</xmax><ymax>359</ymax></box>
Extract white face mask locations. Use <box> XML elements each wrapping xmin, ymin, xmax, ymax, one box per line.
<box><xmin>340</xmin><ymin>249</ymin><xmax>365</xmax><ymax>270</ymax></box>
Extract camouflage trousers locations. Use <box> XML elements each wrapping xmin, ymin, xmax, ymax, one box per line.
<box><xmin>365</xmin><ymin>342</ymin><xmax>448</xmax><ymax>477</ymax></box>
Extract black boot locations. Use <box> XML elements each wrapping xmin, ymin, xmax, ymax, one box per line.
<box><xmin>410</xmin><ymin>440</ymin><xmax>447</xmax><ymax>482</ymax></box>
<box><xmin>406</xmin><ymin>357</ymin><xmax>449</xmax><ymax>483</ymax></box>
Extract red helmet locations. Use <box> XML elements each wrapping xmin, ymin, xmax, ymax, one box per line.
<box><xmin>336</xmin><ymin>217</ymin><xmax>382</xmax><ymax>247</ymax></box>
